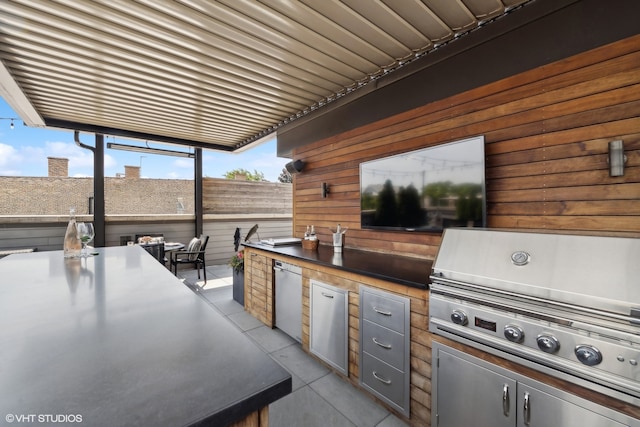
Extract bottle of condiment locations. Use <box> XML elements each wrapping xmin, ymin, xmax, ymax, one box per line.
<box><xmin>309</xmin><ymin>225</ymin><xmax>317</xmax><ymax>241</ymax></box>
<box><xmin>304</xmin><ymin>225</ymin><xmax>311</xmax><ymax>240</ymax></box>
<box><xmin>63</xmin><ymin>208</ymin><xmax>82</xmax><ymax>258</ymax></box>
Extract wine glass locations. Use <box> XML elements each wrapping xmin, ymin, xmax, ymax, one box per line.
<box><xmin>76</xmin><ymin>222</ymin><xmax>95</xmax><ymax>258</ymax></box>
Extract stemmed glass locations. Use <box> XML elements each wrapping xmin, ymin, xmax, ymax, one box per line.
<box><xmin>76</xmin><ymin>222</ymin><xmax>95</xmax><ymax>258</ymax></box>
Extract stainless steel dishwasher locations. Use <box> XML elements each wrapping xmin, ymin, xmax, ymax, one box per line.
<box><xmin>274</xmin><ymin>260</ymin><xmax>302</xmax><ymax>343</ymax></box>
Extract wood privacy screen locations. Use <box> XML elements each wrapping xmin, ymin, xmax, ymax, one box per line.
<box><xmin>203</xmin><ymin>178</ymin><xmax>292</xmax><ymax>215</ymax></box>
<box><xmin>292</xmin><ymin>35</ymin><xmax>640</xmax><ymax>260</ymax></box>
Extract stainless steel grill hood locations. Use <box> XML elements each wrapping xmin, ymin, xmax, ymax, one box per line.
<box><xmin>431</xmin><ymin>228</ymin><xmax>640</xmax><ymax>321</ymax></box>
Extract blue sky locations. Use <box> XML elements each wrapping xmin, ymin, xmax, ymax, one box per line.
<box><xmin>0</xmin><ymin>98</ymin><xmax>289</xmax><ymax>181</ymax></box>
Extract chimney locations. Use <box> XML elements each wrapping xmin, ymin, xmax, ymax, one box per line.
<box><xmin>124</xmin><ymin>165</ymin><xmax>140</xmax><ymax>179</ymax></box>
<box><xmin>48</xmin><ymin>157</ymin><xmax>69</xmax><ymax>177</ymax></box>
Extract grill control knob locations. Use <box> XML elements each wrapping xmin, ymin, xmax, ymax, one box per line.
<box><xmin>537</xmin><ymin>334</ymin><xmax>560</xmax><ymax>353</ymax></box>
<box><xmin>450</xmin><ymin>310</ymin><xmax>468</xmax><ymax>326</ymax></box>
<box><xmin>575</xmin><ymin>345</ymin><xmax>603</xmax><ymax>366</ymax></box>
<box><xmin>504</xmin><ymin>325</ymin><xmax>524</xmax><ymax>343</ymax></box>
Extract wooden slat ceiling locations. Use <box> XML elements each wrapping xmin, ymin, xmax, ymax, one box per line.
<box><xmin>0</xmin><ymin>0</ymin><xmax>530</xmax><ymax>152</ymax></box>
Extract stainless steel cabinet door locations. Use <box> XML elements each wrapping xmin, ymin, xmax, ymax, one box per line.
<box><xmin>310</xmin><ymin>280</ymin><xmax>348</xmax><ymax>375</ymax></box>
<box><xmin>517</xmin><ymin>384</ymin><xmax>627</xmax><ymax>427</ymax></box>
<box><xmin>435</xmin><ymin>349</ymin><xmax>516</xmax><ymax>427</ymax></box>
<box><xmin>274</xmin><ymin>266</ymin><xmax>302</xmax><ymax>342</ymax></box>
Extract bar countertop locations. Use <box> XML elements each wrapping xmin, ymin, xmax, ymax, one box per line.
<box><xmin>0</xmin><ymin>246</ymin><xmax>291</xmax><ymax>426</ymax></box>
<box><xmin>243</xmin><ymin>241</ymin><xmax>431</xmax><ymax>289</ymax></box>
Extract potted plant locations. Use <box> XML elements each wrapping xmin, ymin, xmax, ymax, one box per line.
<box><xmin>229</xmin><ymin>250</ymin><xmax>244</xmax><ymax>305</ymax></box>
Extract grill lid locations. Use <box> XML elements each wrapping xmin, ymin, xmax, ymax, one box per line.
<box><xmin>431</xmin><ymin>228</ymin><xmax>640</xmax><ymax>318</ymax></box>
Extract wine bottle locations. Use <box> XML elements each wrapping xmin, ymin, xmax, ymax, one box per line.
<box><xmin>63</xmin><ymin>208</ymin><xmax>82</xmax><ymax>258</ymax></box>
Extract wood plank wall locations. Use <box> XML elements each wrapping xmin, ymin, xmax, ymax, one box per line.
<box><xmin>203</xmin><ymin>178</ymin><xmax>292</xmax><ymax>215</ymax></box>
<box><xmin>292</xmin><ymin>35</ymin><xmax>640</xmax><ymax>259</ymax></box>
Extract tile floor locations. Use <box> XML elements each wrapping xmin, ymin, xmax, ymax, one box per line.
<box><xmin>177</xmin><ymin>265</ymin><xmax>409</xmax><ymax>427</ymax></box>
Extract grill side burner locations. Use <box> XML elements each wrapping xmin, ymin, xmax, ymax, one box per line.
<box><xmin>429</xmin><ymin>228</ymin><xmax>640</xmax><ymax>406</ymax></box>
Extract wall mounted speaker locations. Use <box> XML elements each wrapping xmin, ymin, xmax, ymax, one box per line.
<box><xmin>285</xmin><ymin>159</ymin><xmax>305</xmax><ymax>174</ymax></box>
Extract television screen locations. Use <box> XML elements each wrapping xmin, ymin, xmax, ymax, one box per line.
<box><xmin>360</xmin><ymin>136</ymin><xmax>486</xmax><ymax>232</ymax></box>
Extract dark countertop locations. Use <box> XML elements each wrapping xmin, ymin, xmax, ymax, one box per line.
<box><xmin>243</xmin><ymin>242</ymin><xmax>431</xmax><ymax>289</ymax></box>
<box><xmin>0</xmin><ymin>246</ymin><xmax>291</xmax><ymax>427</ymax></box>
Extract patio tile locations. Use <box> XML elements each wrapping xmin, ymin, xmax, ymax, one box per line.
<box><xmin>206</xmin><ymin>265</ymin><xmax>233</xmax><ymax>276</ymax></box>
<box><xmin>227</xmin><ymin>310</ymin><xmax>264</xmax><ymax>332</ymax></box>
<box><xmin>377</xmin><ymin>414</ymin><xmax>410</xmax><ymax>427</ymax></box>
<box><xmin>199</xmin><ymin>277</ymin><xmax>232</xmax><ymax>289</ymax></box>
<box><xmin>309</xmin><ymin>373</ymin><xmax>391</xmax><ymax>427</ymax></box>
<box><xmin>246</xmin><ymin>325</ymin><xmax>296</xmax><ymax>354</ymax></box>
<box><xmin>269</xmin><ymin>386</ymin><xmax>356</xmax><ymax>427</ymax></box>
<box><xmin>211</xmin><ymin>297</ymin><xmax>245</xmax><ymax>316</ymax></box>
<box><xmin>270</xmin><ymin>343</ymin><xmax>330</xmax><ymax>385</ymax></box>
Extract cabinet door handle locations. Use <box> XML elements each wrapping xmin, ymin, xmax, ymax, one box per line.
<box><xmin>523</xmin><ymin>391</ymin><xmax>531</xmax><ymax>426</ymax></box>
<box><xmin>372</xmin><ymin>337</ymin><xmax>392</xmax><ymax>349</ymax></box>
<box><xmin>502</xmin><ymin>384</ymin><xmax>510</xmax><ymax>417</ymax></box>
<box><xmin>321</xmin><ymin>292</ymin><xmax>334</xmax><ymax>299</ymax></box>
<box><xmin>372</xmin><ymin>371</ymin><xmax>392</xmax><ymax>385</ymax></box>
<box><xmin>373</xmin><ymin>307</ymin><xmax>392</xmax><ymax>316</ymax></box>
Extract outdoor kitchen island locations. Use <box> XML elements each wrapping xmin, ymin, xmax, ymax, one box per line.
<box><xmin>242</xmin><ymin>242</ymin><xmax>432</xmax><ymax>426</ymax></box>
<box><xmin>0</xmin><ymin>245</ymin><xmax>291</xmax><ymax>427</ymax></box>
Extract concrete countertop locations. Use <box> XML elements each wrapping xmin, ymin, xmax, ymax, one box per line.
<box><xmin>0</xmin><ymin>246</ymin><xmax>291</xmax><ymax>426</ymax></box>
<box><xmin>243</xmin><ymin>241</ymin><xmax>432</xmax><ymax>289</ymax></box>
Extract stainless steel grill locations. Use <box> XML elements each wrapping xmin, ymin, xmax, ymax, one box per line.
<box><xmin>429</xmin><ymin>228</ymin><xmax>640</xmax><ymax>406</ymax></box>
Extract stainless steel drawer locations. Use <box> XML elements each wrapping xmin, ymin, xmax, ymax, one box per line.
<box><xmin>361</xmin><ymin>288</ymin><xmax>408</xmax><ymax>334</ymax></box>
<box><xmin>361</xmin><ymin>352</ymin><xmax>406</xmax><ymax>411</ymax></box>
<box><xmin>362</xmin><ymin>319</ymin><xmax>406</xmax><ymax>369</ymax></box>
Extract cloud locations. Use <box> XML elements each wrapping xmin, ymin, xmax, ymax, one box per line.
<box><xmin>172</xmin><ymin>158</ymin><xmax>193</xmax><ymax>169</ymax></box>
<box><xmin>44</xmin><ymin>141</ymin><xmax>116</xmax><ymax>174</ymax></box>
<box><xmin>0</xmin><ymin>143</ymin><xmax>23</xmax><ymax>175</ymax></box>
<box><xmin>46</xmin><ymin>141</ymin><xmax>93</xmax><ymax>167</ymax></box>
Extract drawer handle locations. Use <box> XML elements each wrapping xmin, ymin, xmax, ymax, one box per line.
<box><xmin>372</xmin><ymin>337</ymin><xmax>391</xmax><ymax>349</ymax></box>
<box><xmin>321</xmin><ymin>292</ymin><xmax>334</xmax><ymax>299</ymax></box>
<box><xmin>372</xmin><ymin>371</ymin><xmax>392</xmax><ymax>385</ymax></box>
<box><xmin>373</xmin><ymin>307</ymin><xmax>392</xmax><ymax>316</ymax></box>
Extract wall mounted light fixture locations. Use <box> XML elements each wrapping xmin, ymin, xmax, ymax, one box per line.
<box><xmin>321</xmin><ymin>182</ymin><xmax>330</xmax><ymax>198</ymax></box>
<box><xmin>285</xmin><ymin>159</ymin><xmax>305</xmax><ymax>174</ymax></box>
<box><xmin>608</xmin><ymin>140</ymin><xmax>626</xmax><ymax>177</ymax></box>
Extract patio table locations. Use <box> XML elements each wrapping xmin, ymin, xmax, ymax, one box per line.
<box><xmin>164</xmin><ymin>241</ymin><xmax>185</xmax><ymax>252</ymax></box>
<box><xmin>0</xmin><ymin>246</ymin><xmax>290</xmax><ymax>426</ymax></box>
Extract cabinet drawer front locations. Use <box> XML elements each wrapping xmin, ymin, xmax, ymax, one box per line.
<box><xmin>362</xmin><ymin>320</ymin><xmax>406</xmax><ymax>370</ymax></box>
<box><xmin>361</xmin><ymin>290</ymin><xmax>408</xmax><ymax>334</ymax></box>
<box><xmin>361</xmin><ymin>353</ymin><xmax>406</xmax><ymax>411</ymax></box>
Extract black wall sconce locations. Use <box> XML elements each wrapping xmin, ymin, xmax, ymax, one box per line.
<box><xmin>285</xmin><ymin>159</ymin><xmax>305</xmax><ymax>174</ymax></box>
<box><xmin>608</xmin><ymin>140</ymin><xmax>626</xmax><ymax>177</ymax></box>
<box><xmin>321</xmin><ymin>182</ymin><xmax>330</xmax><ymax>198</ymax></box>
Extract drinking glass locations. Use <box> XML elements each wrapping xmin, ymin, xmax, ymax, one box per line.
<box><xmin>76</xmin><ymin>222</ymin><xmax>95</xmax><ymax>258</ymax></box>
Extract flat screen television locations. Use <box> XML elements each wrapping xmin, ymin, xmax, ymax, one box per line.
<box><xmin>360</xmin><ymin>135</ymin><xmax>486</xmax><ymax>232</ymax></box>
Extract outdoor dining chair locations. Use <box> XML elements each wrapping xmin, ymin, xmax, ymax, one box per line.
<box><xmin>170</xmin><ymin>235</ymin><xmax>209</xmax><ymax>285</ymax></box>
